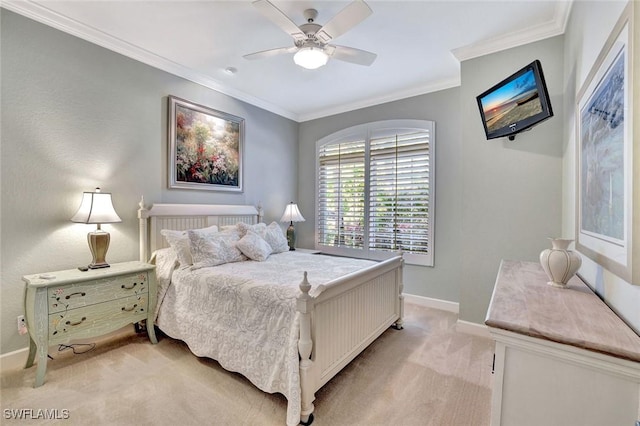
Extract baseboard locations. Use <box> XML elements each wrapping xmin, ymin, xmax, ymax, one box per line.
<box><xmin>403</xmin><ymin>294</ymin><xmax>490</xmax><ymax>338</ymax></box>
<box><xmin>403</xmin><ymin>293</ymin><xmax>459</xmax><ymax>314</ymax></box>
<box><xmin>456</xmin><ymin>319</ymin><xmax>491</xmax><ymax>339</ymax></box>
<box><xmin>0</xmin><ymin>347</ymin><xmax>29</xmax><ymax>373</ymax></box>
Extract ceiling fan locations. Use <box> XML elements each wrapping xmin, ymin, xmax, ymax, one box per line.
<box><xmin>244</xmin><ymin>0</ymin><xmax>377</xmax><ymax>70</ymax></box>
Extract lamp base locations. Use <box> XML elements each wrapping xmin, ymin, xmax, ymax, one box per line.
<box><xmin>286</xmin><ymin>224</ymin><xmax>296</xmax><ymax>251</ymax></box>
<box><xmin>87</xmin><ymin>230</ymin><xmax>111</xmax><ymax>269</ymax></box>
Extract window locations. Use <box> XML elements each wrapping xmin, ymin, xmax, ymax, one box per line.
<box><xmin>316</xmin><ymin>120</ymin><xmax>435</xmax><ymax>266</ymax></box>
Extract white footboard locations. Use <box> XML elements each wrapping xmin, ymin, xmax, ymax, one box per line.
<box><xmin>297</xmin><ymin>255</ymin><xmax>404</xmax><ymax>422</ymax></box>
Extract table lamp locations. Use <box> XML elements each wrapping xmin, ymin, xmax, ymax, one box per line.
<box><xmin>280</xmin><ymin>202</ymin><xmax>305</xmax><ymax>251</ymax></box>
<box><xmin>71</xmin><ymin>187</ymin><xmax>122</xmax><ymax>269</ymax></box>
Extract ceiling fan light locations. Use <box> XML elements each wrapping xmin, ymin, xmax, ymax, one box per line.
<box><xmin>294</xmin><ymin>47</ymin><xmax>328</xmax><ymax>70</ymax></box>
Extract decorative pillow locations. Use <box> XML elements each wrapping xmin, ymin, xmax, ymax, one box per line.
<box><xmin>236</xmin><ymin>222</ymin><xmax>267</xmax><ymax>238</ymax></box>
<box><xmin>236</xmin><ymin>230</ymin><xmax>273</xmax><ymax>261</ymax></box>
<box><xmin>161</xmin><ymin>225</ymin><xmax>218</xmax><ymax>266</ymax></box>
<box><xmin>263</xmin><ymin>221</ymin><xmax>289</xmax><ymax>253</ymax></box>
<box><xmin>188</xmin><ymin>227</ymin><xmax>246</xmax><ymax>270</ymax></box>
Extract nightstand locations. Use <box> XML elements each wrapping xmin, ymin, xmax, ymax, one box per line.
<box><xmin>23</xmin><ymin>261</ymin><xmax>157</xmax><ymax>387</ymax></box>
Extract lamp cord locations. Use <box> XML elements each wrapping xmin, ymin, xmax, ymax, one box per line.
<box><xmin>57</xmin><ymin>343</ymin><xmax>96</xmax><ymax>355</ymax></box>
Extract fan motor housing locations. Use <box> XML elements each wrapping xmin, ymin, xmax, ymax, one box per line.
<box><xmin>300</xmin><ymin>23</ymin><xmax>322</xmax><ymax>38</ymax></box>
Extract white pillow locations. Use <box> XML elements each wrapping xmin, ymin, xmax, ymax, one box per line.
<box><xmin>236</xmin><ymin>230</ymin><xmax>273</xmax><ymax>261</ymax></box>
<box><xmin>263</xmin><ymin>221</ymin><xmax>289</xmax><ymax>253</ymax></box>
<box><xmin>161</xmin><ymin>225</ymin><xmax>218</xmax><ymax>266</ymax></box>
<box><xmin>236</xmin><ymin>222</ymin><xmax>267</xmax><ymax>237</ymax></box>
<box><xmin>188</xmin><ymin>228</ymin><xmax>246</xmax><ymax>270</ymax></box>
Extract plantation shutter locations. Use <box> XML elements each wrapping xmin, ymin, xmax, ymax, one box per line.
<box><xmin>316</xmin><ymin>120</ymin><xmax>435</xmax><ymax>266</ymax></box>
<box><xmin>369</xmin><ymin>130</ymin><xmax>431</xmax><ymax>255</ymax></box>
<box><xmin>317</xmin><ymin>140</ymin><xmax>366</xmax><ymax>249</ymax></box>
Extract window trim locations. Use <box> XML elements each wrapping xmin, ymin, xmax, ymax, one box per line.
<box><xmin>315</xmin><ymin>119</ymin><xmax>435</xmax><ymax>266</ymax></box>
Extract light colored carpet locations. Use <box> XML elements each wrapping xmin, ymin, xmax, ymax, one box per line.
<box><xmin>1</xmin><ymin>302</ymin><xmax>494</xmax><ymax>425</ymax></box>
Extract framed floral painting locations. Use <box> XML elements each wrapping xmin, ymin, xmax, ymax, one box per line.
<box><xmin>168</xmin><ymin>96</ymin><xmax>244</xmax><ymax>192</ymax></box>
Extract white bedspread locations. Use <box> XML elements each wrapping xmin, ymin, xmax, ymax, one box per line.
<box><xmin>154</xmin><ymin>251</ymin><xmax>375</xmax><ymax>426</ymax></box>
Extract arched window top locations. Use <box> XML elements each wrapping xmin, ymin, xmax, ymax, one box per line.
<box><xmin>317</xmin><ymin>119</ymin><xmax>435</xmax><ymax>148</ymax></box>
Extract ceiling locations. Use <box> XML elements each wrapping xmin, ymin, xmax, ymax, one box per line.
<box><xmin>4</xmin><ymin>1</ymin><xmax>572</xmax><ymax>122</ymax></box>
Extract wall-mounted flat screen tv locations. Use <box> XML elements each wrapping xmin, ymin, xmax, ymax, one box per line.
<box><xmin>476</xmin><ymin>59</ymin><xmax>553</xmax><ymax>140</ymax></box>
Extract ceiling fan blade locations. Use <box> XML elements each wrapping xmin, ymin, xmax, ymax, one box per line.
<box><xmin>252</xmin><ymin>0</ymin><xmax>306</xmax><ymax>43</ymax></box>
<box><xmin>243</xmin><ymin>46</ymin><xmax>298</xmax><ymax>61</ymax></box>
<box><xmin>315</xmin><ymin>0</ymin><xmax>373</xmax><ymax>44</ymax></box>
<box><xmin>326</xmin><ymin>45</ymin><xmax>377</xmax><ymax>66</ymax></box>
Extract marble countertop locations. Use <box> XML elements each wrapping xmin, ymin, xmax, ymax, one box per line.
<box><xmin>485</xmin><ymin>260</ymin><xmax>640</xmax><ymax>363</ymax></box>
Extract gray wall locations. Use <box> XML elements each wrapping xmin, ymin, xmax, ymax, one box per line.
<box><xmin>458</xmin><ymin>36</ymin><xmax>565</xmax><ymax>324</ymax></box>
<box><xmin>0</xmin><ymin>10</ymin><xmax>299</xmax><ymax>355</ymax></box>
<box><xmin>562</xmin><ymin>0</ymin><xmax>640</xmax><ymax>332</ymax></box>
<box><xmin>298</xmin><ymin>88</ymin><xmax>463</xmax><ymax>303</ymax></box>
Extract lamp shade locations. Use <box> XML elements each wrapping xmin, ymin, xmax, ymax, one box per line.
<box><xmin>280</xmin><ymin>202</ymin><xmax>305</xmax><ymax>223</ymax></box>
<box><xmin>294</xmin><ymin>46</ymin><xmax>328</xmax><ymax>70</ymax></box>
<box><xmin>71</xmin><ymin>188</ymin><xmax>122</xmax><ymax>224</ymax></box>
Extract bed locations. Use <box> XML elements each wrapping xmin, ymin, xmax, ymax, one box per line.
<box><xmin>138</xmin><ymin>200</ymin><xmax>404</xmax><ymax>425</ymax></box>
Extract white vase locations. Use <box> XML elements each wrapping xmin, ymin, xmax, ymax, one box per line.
<box><xmin>539</xmin><ymin>238</ymin><xmax>582</xmax><ymax>288</ymax></box>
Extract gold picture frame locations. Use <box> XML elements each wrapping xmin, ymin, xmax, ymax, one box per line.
<box><xmin>168</xmin><ymin>96</ymin><xmax>244</xmax><ymax>192</ymax></box>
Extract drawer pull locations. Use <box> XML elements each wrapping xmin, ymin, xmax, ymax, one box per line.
<box><xmin>65</xmin><ymin>292</ymin><xmax>86</xmax><ymax>299</ymax></box>
<box><xmin>121</xmin><ymin>282</ymin><xmax>137</xmax><ymax>290</ymax></box>
<box><xmin>65</xmin><ymin>317</ymin><xmax>87</xmax><ymax>326</ymax></box>
<box><xmin>121</xmin><ymin>304</ymin><xmax>138</xmax><ymax>312</ymax></box>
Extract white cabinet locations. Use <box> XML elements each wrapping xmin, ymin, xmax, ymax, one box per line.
<box><xmin>486</xmin><ymin>260</ymin><xmax>640</xmax><ymax>426</ymax></box>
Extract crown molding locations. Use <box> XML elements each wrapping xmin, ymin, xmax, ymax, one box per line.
<box><xmin>1</xmin><ymin>0</ymin><xmax>300</xmax><ymax>121</ymax></box>
<box><xmin>298</xmin><ymin>76</ymin><xmax>461</xmax><ymax>122</ymax></box>
<box><xmin>452</xmin><ymin>0</ymin><xmax>573</xmax><ymax>62</ymax></box>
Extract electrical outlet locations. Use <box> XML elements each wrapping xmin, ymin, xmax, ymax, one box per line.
<box><xmin>17</xmin><ymin>315</ymin><xmax>27</xmax><ymax>335</ymax></box>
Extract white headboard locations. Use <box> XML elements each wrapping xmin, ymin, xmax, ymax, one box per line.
<box><xmin>137</xmin><ymin>198</ymin><xmax>263</xmax><ymax>262</ymax></box>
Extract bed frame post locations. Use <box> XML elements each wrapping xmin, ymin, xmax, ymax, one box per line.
<box><xmin>297</xmin><ymin>272</ymin><xmax>315</xmax><ymax>424</ymax></box>
<box><xmin>257</xmin><ymin>202</ymin><xmax>264</xmax><ymax>223</ymax></box>
<box><xmin>138</xmin><ymin>196</ymin><xmax>150</xmax><ymax>262</ymax></box>
<box><xmin>394</xmin><ymin>257</ymin><xmax>405</xmax><ymax>330</ymax></box>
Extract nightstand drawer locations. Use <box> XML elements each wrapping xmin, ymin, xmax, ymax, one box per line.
<box><xmin>48</xmin><ymin>272</ymin><xmax>149</xmax><ymax>313</ymax></box>
<box><xmin>49</xmin><ymin>294</ymin><xmax>148</xmax><ymax>342</ymax></box>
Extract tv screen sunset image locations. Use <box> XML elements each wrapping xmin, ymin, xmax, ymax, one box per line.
<box><xmin>480</xmin><ymin>69</ymin><xmax>543</xmax><ymax>133</ymax></box>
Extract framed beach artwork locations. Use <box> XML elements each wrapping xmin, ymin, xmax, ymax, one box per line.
<box><xmin>168</xmin><ymin>96</ymin><xmax>244</xmax><ymax>192</ymax></box>
<box><xmin>575</xmin><ymin>3</ymin><xmax>638</xmax><ymax>285</ymax></box>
